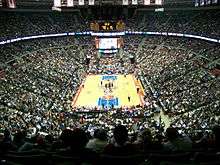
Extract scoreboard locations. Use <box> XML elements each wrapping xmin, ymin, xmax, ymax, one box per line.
<box><xmin>91</xmin><ymin>20</ymin><xmax>125</xmax><ymax>54</ymax></box>
<box><xmin>99</xmin><ymin>22</ymin><xmax>115</xmax><ymax>31</ymax></box>
<box><xmin>90</xmin><ymin>20</ymin><xmax>125</xmax><ymax>32</ymax></box>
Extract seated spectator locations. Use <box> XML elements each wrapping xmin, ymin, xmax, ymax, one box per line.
<box><xmin>12</xmin><ymin>131</ymin><xmax>27</xmax><ymax>150</ymax></box>
<box><xmin>56</xmin><ymin>128</ymin><xmax>97</xmax><ymax>163</ymax></box>
<box><xmin>163</xmin><ymin>127</ymin><xmax>192</xmax><ymax>152</ymax></box>
<box><xmin>103</xmin><ymin>125</ymin><xmax>138</xmax><ymax>155</ymax></box>
<box><xmin>86</xmin><ymin>128</ymin><xmax>108</xmax><ymax>153</ymax></box>
<box><xmin>133</xmin><ymin>128</ymin><xmax>162</xmax><ymax>152</ymax></box>
<box><xmin>0</xmin><ymin>129</ymin><xmax>15</xmax><ymax>153</ymax></box>
<box><xmin>133</xmin><ymin>129</ymin><xmax>152</xmax><ymax>150</ymax></box>
<box><xmin>70</xmin><ymin>128</ymin><xmax>89</xmax><ymax>153</ymax></box>
<box><xmin>18</xmin><ymin>134</ymin><xmax>49</xmax><ymax>152</ymax></box>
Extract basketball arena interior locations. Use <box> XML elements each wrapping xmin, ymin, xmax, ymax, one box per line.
<box><xmin>0</xmin><ymin>0</ymin><xmax>220</xmax><ymax>164</ymax></box>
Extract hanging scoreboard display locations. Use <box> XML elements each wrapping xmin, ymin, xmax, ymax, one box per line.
<box><xmin>99</xmin><ymin>22</ymin><xmax>115</xmax><ymax>31</ymax></box>
<box><xmin>90</xmin><ymin>21</ymin><xmax>125</xmax><ymax>32</ymax></box>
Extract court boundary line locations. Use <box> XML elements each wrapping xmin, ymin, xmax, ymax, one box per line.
<box><xmin>72</xmin><ymin>84</ymin><xmax>83</xmax><ymax>107</ymax></box>
<box><xmin>72</xmin><ymin>74</ymin><xmax>145</xmax><ymax>109</ymax></box>
<box><xmin>132</xmin><ymin>75</ymin><xmax>145</xmax><ymax>107</ymax></box>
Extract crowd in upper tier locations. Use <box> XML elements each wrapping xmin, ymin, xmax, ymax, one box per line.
<box><xmin>127</xmin><ymin>10</ymin><xmax>220</xmax><ymax>39</ymax></box>
<box><xmin>0</xmin><ymin>12</ymin><xmax>89</xmax><ymax>41</ymax></box>
<box><xmin>0</xmin><ymin>9</ymin><xmax>220</xmax><ymax>165</ymax></box>
<box><xmin>0</xmin><ymin>9</ymin><xmax>220</xmax><ymax>41</ymax></box>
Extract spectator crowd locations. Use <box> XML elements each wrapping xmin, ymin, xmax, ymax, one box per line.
<box><xmin>0</xmin><ymin>9</ymin><xmax>220</xmax><ymax>165</ymax></box>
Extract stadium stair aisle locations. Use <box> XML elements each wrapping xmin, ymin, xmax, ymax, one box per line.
<box><xmin>154</xmin><ymin>110</ymin><xmax>171</xmax><ymax>129</ymax></box>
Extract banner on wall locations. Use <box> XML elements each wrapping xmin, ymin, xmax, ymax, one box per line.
<box><xmin>122</xmin><ymin>0</ymin><xmax>129</xmax><ymax>5</ymax></box>
<box><xmin>155</xmin><ymin>0</ymin><xmax>162</xmax><ymax>5</ymax></box>
<box><xmin>212</xmin><ymin>0</ymin><xmax>218</xmax><ymax>4</ymax></box>
<box><xmin>89</xmin><ymin>0</ymin><xmax>95</xmax><ymax>5</ymax></box>
<box><xmin>54</xmin><ymin>0</ymin><xmax>61</xmax><ymax>7</ymax></box>
<box><xmin>206</xmin><ymin>0</ymin><xmax>211</xmax><ymax>4</ymax></box>
<box><xmin>195</xmin><ymin>0</ymin><xmax>199</xmax><ymax>6</ymax></box>
<box><xmin>7</xmin><ymin>0</ymin><xmax>16</xmax><ymax>8</ymax></box>
<box><xmin>67</xmin><ymin>0</ymin><xmax>74</xmax><ymax>7</ymax></box>
<box><xmin>132</xmin><ymin>0</ymin><xmax>138</xmax><ymax>5</ymax></box>
<box><xmin>144</xmin><ymin>0</ymin><xmax>150</xmax><ymax>5</ymax></box>
<box><xmin>79</xmin><ymin>0</ymin><xmax>84</xmax><ymax>5</ymax></box>
<box><xmin>200</xmin><ymin>0</ymin><xmax>205</xmax><ymax>5</ymax></box>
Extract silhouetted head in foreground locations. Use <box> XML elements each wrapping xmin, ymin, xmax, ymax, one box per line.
<box><xmin>113</xmin><ymin>125</ymin><xmax>128</xmax><ymax>146</ymax></box>
<box><xmin>166</xmin><ymin>127</ymin><xmax>179</xmax><ymax>141</ymax></box>
<box><xmin>94</xmin><ymin>129</ymin><xmax>107</xmax><ymax>141</ymax></box>
<box><xmin>60</xmin><ymin>128</ymin><xmax>88</xmax><ymax>150</ymax></box>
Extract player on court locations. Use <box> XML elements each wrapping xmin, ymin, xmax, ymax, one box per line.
<box><xmin>128</xmin><ymin>96</ymin><xmax>131</xmax><ymax>102</ymax></box>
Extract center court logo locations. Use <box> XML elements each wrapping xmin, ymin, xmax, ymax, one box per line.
<box><xmin>98</xmin><ymin>75</ymin><xmax>119</xmax><ymax>108</ymax></box>
<box><xmin>98</xmin><ymin>96</ymin><xmax>119</xmax><ymax>108</ymax></box>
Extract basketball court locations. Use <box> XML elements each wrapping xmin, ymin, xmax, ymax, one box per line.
<box><xmin>72</xmin><ymin>74</ymin><xmax>145</xmax><ymax>109</ymax></box>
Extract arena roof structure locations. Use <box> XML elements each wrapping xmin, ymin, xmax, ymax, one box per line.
<box><xmin>0</xmin><ymin>0</ymin><xmax>195</xmax><ymax>9</ymax></box>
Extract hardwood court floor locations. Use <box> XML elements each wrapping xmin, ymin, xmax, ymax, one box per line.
<box><xmin>72</xmin><ymin>74</ymin><xmax>143</xmax><ymax>108</ymax></box>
